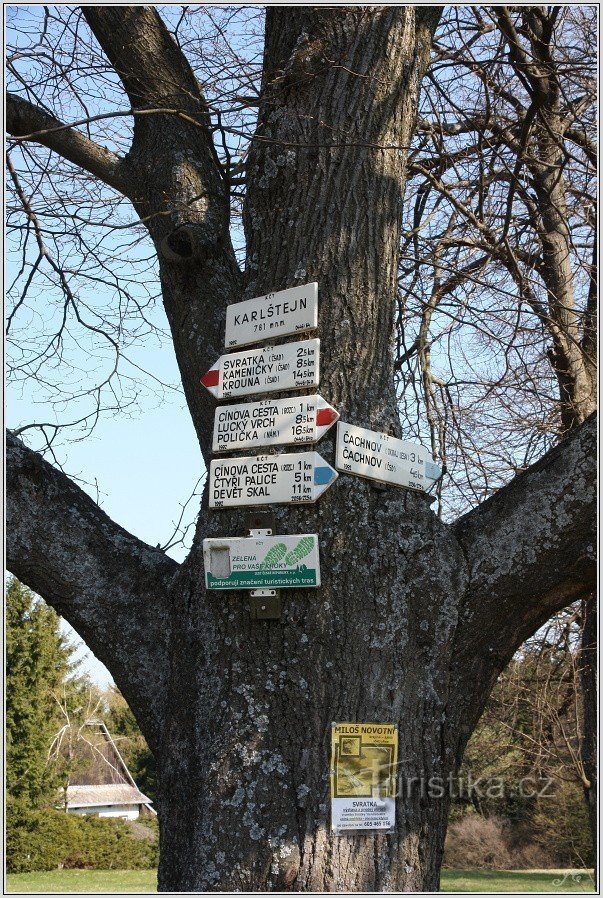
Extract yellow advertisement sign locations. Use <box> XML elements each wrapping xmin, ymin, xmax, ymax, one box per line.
<box><xmin>331</xmin><ymin>722</ymin><xmax>398</xmax><ymax>832</ymax></box>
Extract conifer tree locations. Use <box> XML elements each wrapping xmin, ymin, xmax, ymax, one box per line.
<box><xmin>6</xmin><ymin>576</ymin><xmax>78</xmax><ymax>808</ymax></box>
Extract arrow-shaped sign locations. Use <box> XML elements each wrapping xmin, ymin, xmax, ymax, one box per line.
<box><xmin>212</xmin><ymin>394</ymin><xmax>339</xmax><ymax>453</ymax></box>
<box><xmin>335</xmin><ymin>421</ymin><xmax>442</xmax><ymax>493</ymax></box>
<box><xmin>201</xmin><ymin>339</ymin><xmax>320</xmax><ymax>400</ymax></box>
<box><xmin>209</xmin><ymin>451</ymin><xmax>338</xmax><ymax>509</ymax></box>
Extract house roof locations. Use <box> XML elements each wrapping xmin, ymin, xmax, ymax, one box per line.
<box><xmin>66</xmin><ymin>783</ymin><xmax>151</xmax><ymax>809</ymax></box>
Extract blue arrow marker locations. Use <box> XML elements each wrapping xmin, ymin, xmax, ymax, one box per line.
<box><xmin>314</xmin><ymin>465</ymin><xmax>337</xmax><ymax>486</ymax></box>
<box><xmin>425</xmin><ymin>461</ymin><xmax>442</xmax><ymax>481</ymax></box>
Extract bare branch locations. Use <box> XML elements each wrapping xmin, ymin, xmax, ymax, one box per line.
<box><xmin>447</xmin><ymin>412</ymin><xmax>596</xmax><ymax>756</ymax></box>
<box><xmin>6</xmin><ymin>91</ymin><xmax>129</xmax><ymax>194</ymax></box>
<box><xmin>6</xmin><ymin>430</ymin><xmax>179</xmax><ymax>751</ymax></box>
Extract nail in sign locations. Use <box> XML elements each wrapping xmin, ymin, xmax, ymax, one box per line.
<box><xmin>212</xmin><ymin>394</ymin><xmax>339</xmax><ymax>453</ymax></box>
<box><xmin>209</xmin><ymin>451</ymin><xmax>338</xmax><ymax>508</ymax></box>
<box><xmin>335</xmin><ymin>421</ymin><xmax>442</xmax><ymax>492</ymax></box>
<box><xmin>201</xmin><ymin>339</ymin><xmax>319</xmax><ymax>400</ymax></box>
<box><xmin>225</xmin><ymin>283</ymin><xmax>318</xmax><ymax>349</ymax></box>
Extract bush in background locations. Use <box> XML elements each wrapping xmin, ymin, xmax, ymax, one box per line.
<box><xmin>527</xmin><ymin>781</ymin><xmax>593</xmax><ymax>868</ymax></box>
<box><xmin>448</xmin><ymin>611</ymin><xmax>594</xmax><ymax>871</ymax></box>
<box><xmin>444</xmin><ymin>784</ymin><xmax>592</xmax><ymax>871</ymax></box>
<box><xmin>444</xmin><ymin>815</ymin><xmax>513</xmax><ymax>870</ymax></box>
<box><xmin>6</xmin><ymin>799</ymin><xmax>158</xmax><ymax>874</ymax></box>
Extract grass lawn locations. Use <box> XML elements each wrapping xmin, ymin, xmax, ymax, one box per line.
<box><xmin>6</xmin><ymin>869</ymin><xmax>157</xmax><ymax>893</ymax></box>
<box><xmin>442</xmin><ymin>869</ymin><xmax>595</xmax><ymax>892</ymax></box>
<box><xmin>5</xmin><ymin>868</ymin><xmax>595</xmax><ymax>893</ymax></box>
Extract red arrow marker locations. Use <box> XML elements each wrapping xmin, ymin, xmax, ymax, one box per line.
<box><xmin>316</xmin><ymin>407</ymin><xmax>339</xmax><ymax>427</ymax></box>
<box><xmin>200</xmin><ymin>367</ymin><xmax>220</xmax><ymax>390</ymax></box>
<box><xmin>315</xmin><ymin>398</ymin><xmax>340</xmax><ymax>438</ymax></box>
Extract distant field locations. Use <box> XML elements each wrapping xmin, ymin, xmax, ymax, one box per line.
<box><xmin>5</xmin><ymin>867</ymin><xmax>595</xmax><ymax>893</ymax></box>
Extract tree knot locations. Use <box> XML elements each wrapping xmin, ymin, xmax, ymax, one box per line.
<box><xmin>160</xmin><ymin>223</ymin><xmax>221</xmax><ymax>264</ymax></box>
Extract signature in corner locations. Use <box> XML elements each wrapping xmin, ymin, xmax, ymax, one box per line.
<box><xmin>552</xmin><ymin>870</ymin><xmax>594</xmax><ymax>889</ymax></box>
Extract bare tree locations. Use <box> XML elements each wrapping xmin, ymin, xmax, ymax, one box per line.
<box><xmin>397</xmin><ymin>4</ymin><xmax>597</xmax><ymax>848</ymax></box>
<box><xmin>470</xmin><ymin>610</ymin><xmax>588</xmax><ymax>789</ymax></box>
<box><xmin>6</xmin><ymin>7</ymin><xmax>596</xmax><ymax>891</ymax></box>
<box><xmin>48</xmin><ymin>686</ymin><xmax>106</xmax><ymax>811</ymax></box>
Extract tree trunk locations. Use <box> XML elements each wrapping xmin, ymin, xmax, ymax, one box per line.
<box><xmin>533</xmin><ymin>114</ymin><xmax>597</xmax><ymax>431</ymax></box>
<box><xmin>153</xmin><ymin>9</ymin><xmax>456</xmax><ymax>890</ymax></box>
<box><xmin>156</xmin><ymin>489</ymin><xmax>467</xmax><ymax>890</ymax></box>
<box><xmin>153</xmin><ymin>411</ymin><xmax>595</xmax><ymax>891</ymax></box>
<box><xmin>5</xmin><ymin>6</ymin><xmax>597</xmax><ymax>891</ymax></box>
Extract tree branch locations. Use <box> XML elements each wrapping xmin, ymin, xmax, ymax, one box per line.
<box><xmin>82</xmin><ymin>7</ymin><xmax>213</xmax><ymax>135</ymax></box>
<box><xmin>80</xmin><ymin>6</ymin><xmax>243</xmax><ymax>460</ymax></box>
<box><xmin>456</xmin><ymin>410</ymin><xmax>596</xmax><ymax>620</ymax></box>
<box><xmin>6</xmin><ymin>431</ymin><xmax>179</xmax><ymax>751</ymax></box>
<box><xmin>6</xmin><ymin>92</ymin><xmax>129</xmax><ymax>194</ymax></box>
<box><xmin>447</xmin><ymin>413</ymin><xmax>596</xmax><ymax>757</ymax></box>
<box><xmin>81</xmin><ymin>5</ymin><xmax>233</xmax><ymax>261</ymax></box>
<box><xmin>81</xmin><ymin>5</ymin><xmax>224</xmax><ymax>202</ymax></box>
<box><xmin>565</xmin><ymin>126</ymin><xmax>597</xmax><ymax>168</ymax></box>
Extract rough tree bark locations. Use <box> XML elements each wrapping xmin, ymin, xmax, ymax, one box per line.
<box><xmin>6</xmin><ymin>7</ymin><xmax>597</xmax><ymax>891</ymax></box>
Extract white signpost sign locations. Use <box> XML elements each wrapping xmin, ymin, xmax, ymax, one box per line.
<box><xmin>201</xmin><ymin>339</ymin><xmax>319</xmax><ymax>400</ymax></box>
<box><xmin>225</xmin><ymin>283</ymin><xmax>318</xmax><ymax>349</ymax></box>
<box><xmin>203</xmin><ymin>534</ymin><xmax>321</xmax><ymax>590</ymax></box>
<box><xmin>335</xmin><ymin>422</ymin><xmax>441</xmax><ymax>493</ymax></box>
<box><xmin>209</xmin><ymin>451</ymin><xmax>338</xmax><ymax>509</ymax></box>
<box><xmin>212</xmin><ymin>394</ymin><xmax>339</xmax><ymax>453</ymax></box>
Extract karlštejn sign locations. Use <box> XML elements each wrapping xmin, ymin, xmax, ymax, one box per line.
<box><xmin>225</xmin><ymin>283</ymin><xmax>318</xmax><ymax>349</ymax></box>
<box><xmin>200</xmin><ymin>339</ymin><xmax>319</xmax><ymax>401</ymax></box>
<box><xmin>212</xmin><ymin>394</ymin><xmax>339</xmax><ymax>453</ymax></box>
<box><xmin>209</xmin><ymin>450</ymin><xmax>338</xmax><ymax>508</ymax></box>
<box><xmin>203</xmin><ymin>534</ymin><xmax>320</xmax><ymax>590</ymax></box>
<box><xmin>335</xmin><ymin>421</ymin><xmax>441</xmax><ymax>492</ymax></box>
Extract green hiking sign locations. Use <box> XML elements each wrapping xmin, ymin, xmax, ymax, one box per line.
<box><xmin>203</xmin><ymin>535</ymin><xmax>321</xmax><ymax>590</ymax></box>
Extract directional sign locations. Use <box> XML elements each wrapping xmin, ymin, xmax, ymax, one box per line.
<box><xmin>225</xmin><ymin>283</ymin><xmax>318</xmax><ymax>349</ymax></box>
<box><xmin>203</xmin><ymin>534</ymin><xmax>321</xmax><ymax>590</ymax></box>
<box><xmin>201</xmin><ymin>339</ymin><xmax>320</xmax><ymax>401</ymax></box>
<box><xmin>209</xmin><ymin>451</ymin><xmax>338</xmax><ymax>509</ymax></box>
<box><xmin>335</xmin><ymin>421</ymin><xmax>442</xmax><ymax>493</ymax></box>
<box><xmin>212</xmin><ymin>394</ymin><xmax>339</xmax><ymax>453</ymax></box>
